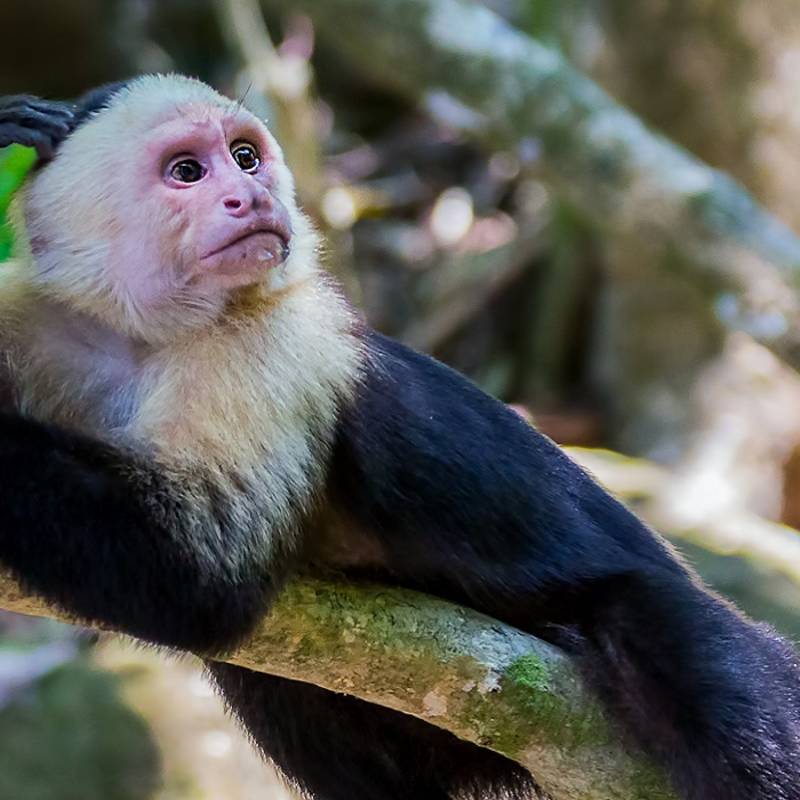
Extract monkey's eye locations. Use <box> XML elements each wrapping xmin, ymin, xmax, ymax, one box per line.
<box><xmin>231</xmin><ymin>142</ymin><xmax>260</xmax><ymax>173</ymax></box>
<box><xmin>170</xmin><ymin>159</ymin><xmax>206</xmax><ymax>183</ymax></box>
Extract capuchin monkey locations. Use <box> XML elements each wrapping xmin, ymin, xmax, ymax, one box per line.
<box><xmin>0</xmin><ymin>75</ymin><xmax>799</xmax><ymax>800</ymax></box>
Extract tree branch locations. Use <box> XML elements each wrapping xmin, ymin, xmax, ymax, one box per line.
<box><xmin>262</xmin><ymin>0</ymin><xmax>800</xmax><ymax>371</ymax></box>
<box><xmin>0</xmin><ymin>574</ymin><xmax>673</xmax><ymax>800</ymax></box>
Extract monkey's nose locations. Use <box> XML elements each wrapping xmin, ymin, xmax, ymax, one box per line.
<box><xmin>222</xmin><ymin>195</ymin><xmax>250</xmax><ymax>216</ymax></box>
<box><xmin>222</xmin><ymin>181</ymin><xmax>271</xmax><ymax>216</ymax></box>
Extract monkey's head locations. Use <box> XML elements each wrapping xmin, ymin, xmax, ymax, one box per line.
<box><xmin>14</xmin><ymin>74</ymin><xmax>316</xmax><ymax>343</ymax></box>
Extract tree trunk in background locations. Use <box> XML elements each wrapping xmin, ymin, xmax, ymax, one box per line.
<box><xmin>550</xmin><ymin>1</ymin><xmax>750</xmax><ymax>456</ymax></box>
<box><xmin>596</xmin><ymin>0</ymin><xmax>760</xmax><ymax>192</ymax></box>
<box><xmin>544</xmin><ymin>0</ymin><xmax>800</xmax><ymax>500</ymax></box>
<box><xmin>595</xmin><ymin>0</ymin><xmax>800</xmax><ymax>232</ymax></box>
<box><xmin>557</xmin><ymin>0</ymin><xmax>800</xmax><ymax>617</ymax></box>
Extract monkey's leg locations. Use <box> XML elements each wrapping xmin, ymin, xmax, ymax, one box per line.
<box><xmin>207</xmin><ymin>663</ymin><xmax>541</xmax><ymax>800</ymax></box>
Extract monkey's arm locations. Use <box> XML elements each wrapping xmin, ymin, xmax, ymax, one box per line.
<box><xmin>328</xmin><ymin>331</ymin><xmax>800</xmax><ymax>800</ymax></box>
<box><xmin>332</xmin><ymin>331</ymin><xmax>687</xmax><ymax>606</ymax></box>
<box><xmin>0</xmin><ymin>414</ymin><xmax>277</xmax><ymax>652</ymax></box>
<box><xmin>0</xmin><ymin>96</ymin><xmax>74</xmax><ymax>160</ymax></box>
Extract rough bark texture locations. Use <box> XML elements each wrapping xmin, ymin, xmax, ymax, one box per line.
<box><xmin>0</xmin><ymin>575</ymin><xmax>674</xmax><ymax>800</ymax></box>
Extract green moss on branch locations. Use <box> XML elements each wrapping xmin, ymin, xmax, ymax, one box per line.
<box><xmin>0</xmin><ymin>574</ymin><xmax>674</xmax><ymax>799</ymax></box>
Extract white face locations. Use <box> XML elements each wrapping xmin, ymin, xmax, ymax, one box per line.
<box><xmin>18</xmin><ymin>77</ymin><xmax>315</xmax><ymax>343</ymax></box>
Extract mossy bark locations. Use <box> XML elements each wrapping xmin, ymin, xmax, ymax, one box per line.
<box><xmin>0</xmin><ymin>575</ymin><xmax>674</xmax><ymax>799</ymax></box>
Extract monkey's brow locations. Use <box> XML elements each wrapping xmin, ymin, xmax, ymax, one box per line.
<box><xmin>145</xmin><ymin>123</ymin><xmax>220</xmax><ymax>158</ymax></box>
<box><xmin>221</xmin><ymin>103</ymin><xmax>263</xmax><ymax>128</ymax></box>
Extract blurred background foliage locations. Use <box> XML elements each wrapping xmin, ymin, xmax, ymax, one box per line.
<box><xmin>3</xmin><ymin>0</ymin><xmax>800</xmax><ymax>797</ymax></box>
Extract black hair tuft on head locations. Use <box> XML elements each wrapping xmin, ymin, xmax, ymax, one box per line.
<box><xmin>70</xmin><ymin>80</ymin><xmax>131</xmax><ymax>129</ymax></box>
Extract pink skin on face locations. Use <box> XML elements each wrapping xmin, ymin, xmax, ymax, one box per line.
<box><xmin>21</xmin><ymin>102</ymin><xmax>303</xmax><ymax>368</ymax></box>
<box><xmin>140</xmin><ymin>111</ymin><xmax>293</xmax><ymax>294</ymax></box>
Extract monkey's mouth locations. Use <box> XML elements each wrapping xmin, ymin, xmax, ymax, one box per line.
<box><xmin>202</xmin><ymin>225</ymin><xmax>292</xmax><ymax>265</ymax></box>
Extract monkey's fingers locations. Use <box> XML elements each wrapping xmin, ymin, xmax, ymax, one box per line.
<box><xmin>0</xmin><ymin>123</ymin><xmax>57</xmax><ymax>161</ymax></box>
<box><xmin>11</xmin><ymin>96</ymin><xmax>74</xmax><ymax>117</ymax></box>
<box><xmin>0</xmin><ymin>96</ymin><xmax>75</xmax><ymax>161</ymax></box>
<box><xmin>0</xmin><ymin>105</ymin><xmax>74</xmax><ymax>135</ymax></box>
<box><xmin>0</xmin><ymin>94</ymin><xmax>73</xmax><ymax>112</ymax></box>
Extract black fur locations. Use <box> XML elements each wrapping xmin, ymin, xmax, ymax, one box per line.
<box><xmin>0</xmin><ymin>81</ymin><xmax>129</xmax><ymax>162</ymax></box>
<box><xmin>207</xmin><ymin>664</ymin><xmax>543</xmax><ymax>800</ymax></box>
<box><xmin>0</xmin><ymin>94</ymin><xmax>74</xmax><ymax>161</ymax></box>
<box><xmin>0</xmin><ymin>324</ymin><xmax>798</xmax><ymax>798</ymax></box>
<box><xmin>70</xmin><ymin>81</ymin><xmax>131</xmax><ymax>128</ymax></box>
<box><xmin>0</xmin><ymin>413</ymin><xmax>277</xmax><ymax>652</ymax></box>
<box><xmin>319</xmin><ymin>332</ymin><xmax>800</xmax><ymax>800</ymax></box>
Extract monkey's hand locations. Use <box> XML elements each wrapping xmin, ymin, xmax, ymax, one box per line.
<box><xmin>0</xmin><ymin>95</ymin><xmax>75</xmax><ymax>161</ymax></box>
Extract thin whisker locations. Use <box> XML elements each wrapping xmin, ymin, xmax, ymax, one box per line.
<box><xmin>233</xmin><ymin>83</ymin><xmax>253</xmax><ymax>117</ymax></box>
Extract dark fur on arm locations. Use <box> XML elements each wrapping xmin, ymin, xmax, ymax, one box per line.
<box><xmin>0</xmin><ymin>413</ymin><xmax>277</xmax><ymax>653</ymax></box>
<box><xmin>326</xmin><ymin>331</ymin><xmax>800</xmax><ymax>800</ymax></box>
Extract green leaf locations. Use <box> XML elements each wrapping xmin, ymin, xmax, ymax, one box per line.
<box><xmin>0</xmin><ymin>145</ymin><xmax>36</xmax><ymax>261</ymax></box>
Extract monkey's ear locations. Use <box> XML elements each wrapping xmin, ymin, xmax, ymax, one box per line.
<box><xmin>0</xmin><ymin>95</ymin><xmax>75</xmax><ymax>162</ymax></box>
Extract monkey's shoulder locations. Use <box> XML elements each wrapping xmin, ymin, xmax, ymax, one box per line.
<box><xmin>330</xmin><ymin>331</ymin><xmax>611</xmax><ymax>542</ymax></box>
<box><xmin>345</xmin><ymin>329</ymin><xmax>578</xmax><ymax>483</ymax></box>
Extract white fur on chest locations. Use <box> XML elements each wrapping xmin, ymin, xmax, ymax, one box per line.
<box><xmin>9</xmin><ymin>278</ymin><xmax>361</xmax><ymax>499</ymax></box>
<box><xmin>134</xmin><ymin>279</ymin><xmax>360</xmax><ymax>491</ymax></box>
